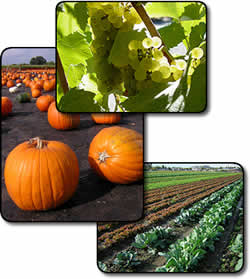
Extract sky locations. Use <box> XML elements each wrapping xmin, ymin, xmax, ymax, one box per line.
<box><xmin>1</xmin><ymin>48</ymin><xmax>55</xmax><ymax>65</ymax></box>
<box><xmin>149</xmin><ymin>163</ymin><xmax>241</xmax><ymax>169</ymax></box>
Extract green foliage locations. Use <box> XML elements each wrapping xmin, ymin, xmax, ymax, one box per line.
<box><xmin>159</xmin><ymin>22</ymin><xmax>186</xmax><ymax>50</ymax></box>
<box><xmin>30</xmin><ymin>56</ymin><xmax>47</xmax><ymax>65</ymax></box>
<box><xmin>58</xmin><ymin>88</ymin><xmax>100</xmax><ymax>112</ymax></box>
<box><xmin>157</xmin><ymin>182</ymin><xmax>243</xmax><ymax>272</ymax></box>
<box><xmin>132</xmin><ymin>226</ymin><xmax>176</xmax><ymax>253</ymax></box>
<box><xmin>113</xmin><ymin>251</ymin><xmax>141</xmax><ymax>271</ymax></box>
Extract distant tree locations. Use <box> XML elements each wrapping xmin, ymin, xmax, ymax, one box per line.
<box><xmin>30</xmin><ymin>56</ymin><xmax>47</xmax><ymax>65</ymax></box>
<box><xmin>46</xmin><ymin>61</ymin><xmax>55</xmax><ymax>65</ymax></box>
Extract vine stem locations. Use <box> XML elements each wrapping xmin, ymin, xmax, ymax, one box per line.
<box><xmin>57</xmin><ymin>50</ymin><xmax>69</xmax><ymax>94</ymax></box>
<box><xmin>131</xmin><ymin>2</ymin><xmax>174</xmax><ymax>63</ymax></box>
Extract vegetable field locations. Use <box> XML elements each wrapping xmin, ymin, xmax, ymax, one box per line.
<box><xmin>97</xmin><ymin>171</ymin><xmax>244</xmax><ymax>272</ymax></box>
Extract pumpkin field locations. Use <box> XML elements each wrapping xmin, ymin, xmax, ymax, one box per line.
<box><xmin>97</xmin><ymin>169</ymin><xmax>244</xmax><ymax>273</ymax></box>
<box><xmin>1</xmin><ymin>67</ymin><xmax>143</xmax><ymax>222</ymax></box>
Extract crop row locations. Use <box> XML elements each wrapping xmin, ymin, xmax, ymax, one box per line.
<box><xmin>157</xmin><ymin>181</ymin><xmax>243</xmax><ymax>272</ymax></box>
<box><xmin>144</xmin><ymin>175</ymin><xmax>241</xmax><ymax>204</ymax></box>
<box><xmin>97</xmin><ymin>176</ymin><xmax>240</xmax><ymax>234</ymax></box>
<box><xmin>144</xmin><ymin>178</ymin><xmax>241</xmax><ymax>215</ymax></box>
<box><xmin>97</xmin><ymin>178</ymin><xmax>242</xmax><ymax>251</ymax></box>
<box><xmin>144</xmin><ymin>172</ymin><xmax>235</xmax><ymax>184</ymax></box>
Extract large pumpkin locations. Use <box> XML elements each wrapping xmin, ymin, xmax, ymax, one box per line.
<box><xmin>91</xmin><ymin>113</ymin><xmax>121</xmax><ymax>124</ymax></box>
<box><xmin>48</xmin><ymin>102</ymin><xmax>80</xmax><ymax>130</ymax></box>
<box><xmin>36</xmin><ymin>95</ymin><xmax>55</xmax><ymax>112</ymax></box>
<box><xmin>4</xmin><ymin>137</ymin><xmax>79</xmax><ymax>211</ymax></box>
<box><xmin>88</xmin><ymin>126</ymin><xmax>143</xmax><ymax>184</ymax></box>
<box><xmin>1</xmin><ymin>97</ymin><xmax>12</xmax><ymax>116</ymax></box>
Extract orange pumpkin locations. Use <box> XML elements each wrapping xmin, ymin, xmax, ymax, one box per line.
<box><xmin>36</xmin><ymin>95</ymin><xmax>55</xmax><ymax>112</ymax></box>
<box><xmin>48</xmin><ymin>102</ymin><xmax>80</xmax><ymax>130</ymax></box>
<box><xmin>31</xmin><ymin>82</ymin><xmax>43</xmax><ymax>90</ymax></box>
<box><xmin>91</xmin><ymin>113</ymin><xmax>121</xmax><ymax>124</ymax></box>
<box><xmin>88</xmin><ymin>126</ymin><xmax>143</xmax><ymax>184</ymax></box>
<box><xmin>4</xmin><ymin>137</ymin><xmax>79</xmax><ymax>211</ymax></box>
<box><xmin>43</xmin><ymin>80</ymin><xmax>54</xmax><ymax>92</ymax></box>
<box><xmin>7</xmin><ymin>80</ymin><xmax>15</xmax><ymax>88</ymax></box>
<box><xmin>1</xmin><ymin>97</ymin><xmax>12</xmax><ymax>116</ymax></box>
<box><xmin>32</xmin><ymin>88</ymin><xmax>42</xmax><ymax>98</ymax></box>
<box><xmin>16</xmin><ymin>79</ymin><xmax>22</xmax><ymax>84</ymax></box>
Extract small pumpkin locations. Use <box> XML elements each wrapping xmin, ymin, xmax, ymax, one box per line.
<box><xmin>4</xmin><ymin>137</ymin><xmax>79</xmax><ymax>211</ymax></box>
<box><xmin>48</xmin><ymin>102</ymin><xmax>80</xmax><ymax>130</ymax></box>
<box><xmin>16</xmin><ymin>92</ymin><xmax>31</xmax><ymax>103</ymax></box>
<box><xmin>1</xmin><ymin>97</ymin><xmax>13</xmax><ymax>116</ymax></box>
<box><xmin>88</xmin><ymin>126</ymin><xmax>143</xmax><ymax>184</ymax></box>
<box><xmin>7</xmin><ymin>80</ymin><xmax>15</xmax><ymax>88</ymax></box>
<box><xmin>36</xmin><ymin>95</ymin><xmax>55</xmax><ymax>112</ymax></box>
<box><xmin>32</xmin><ymin>88</ymin><xmax>42</xmax><ymax>98</ymax></box>
<box><xmin>91</xmin><ymin>113</ymin><xmax>121</xmax><ymax>124</ymax></box>
<box><xmin>43</xmin><ymin>80</ymin><xmax>55</xmax><ymax>92</ymax></box>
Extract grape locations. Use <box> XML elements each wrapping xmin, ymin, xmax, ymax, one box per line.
<box><xmin>113</xmin><ymin>18</ymin><xmax>123</xmax><ymax>29</ymax></box>
<box><xmin>140</xmin><ymin>58</ymin><xmax>153</xmax><ymax>70</ymax></box>
<box><xmin>175</xmin><ymin>59</ymin><xmax>187</xmax><ymax>70</ymax></box>
<box><xmin>129</xmin><ymin>58</ymin><xmax>140</xmax><ymax>70</ymax></box>
<box><xmin>191</xmin><ymin>47</ymin><xmax>204</xmax><ymax>59</ymax></box>
<box><xmin>151</xmin><ymin>60</ymin><xmax>160</xmax><ymax>71</ymax></box>
<box><xmin>171</xmin><ymin>65</ymin><xmax>183</xmax><ymax>81</ymax></box>
<box><xmin>142</xmin><ymin>38</ymin><xmax>153</xmax><ymax>49</ymax></box>
<box><xmin>151</xmin><ymin>71</ymin><xmax>163</xmax><ymax>83</ymax></box>
<box><xmin>135</xmin><ymin>69</ymin><xmax>147</xmax><ymax>81</ymax></box>
<box><xmin>152</xmin><ymin>36</ymin><xmax>162</xmax><ymax>48</ymax></box>
<box><xmin>128</xmin><ymin>49</ymin><xmax>138</xmax><ymax>60</ymax></box>
<box><xmin>159</xmin><ymin>65</ymin><xmax>171</xmax><ymax>79</ymax></box>
<box><xmin>128</xmin><ymin>40</ymin><xmax>142</xmax><ymax>51</ymax></box>
<box><xmin>191</xmin><ymin>59</ymin><xmax>201</xmax><ymax>68</ymax></box>
<box><xmin>153</xmin><ymin>48</ymin><xmax>164</xmax><ymax>60</ymax></box>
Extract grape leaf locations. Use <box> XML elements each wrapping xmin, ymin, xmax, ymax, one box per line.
<box><xmin>180</xmin><ymin>3</ymin><xmax>205</xmax><ymax>21</ymax></box>
<box><xmin>73</xmin><ymin>2</ymin><xmax>88</xmax><ymax>33</ymax></box>
<box><xmin>189</xmin><ymin>22</ymin><xmax>206</xmax><ymax>50</ymax></box>
<box><xmin>57</xmin><ymin>31</ymin><xmax>92</xmax><ymax>87</ymax></box>
<box><xmin>67</xmin><ymin>63</ymin><xmax>86</xmax><ymax>88</ymax></box>
<box><xmin>58</xmin><ymin>88</ymin><xmax>100</xmax><ymax>112</ymax></box>
<box><xmin>184</xmin><ymin>62</ymin><xmax>206</xmax><ymax>112</ymax></box>
<box><xmin>159</xmin><ymin>22</ymin><xmax>186</xmax><ymax>49</ymax></box>
<box><xmin>145</xmin><ymin>2</ymin><xmax>190</xmax><ymax>19</ymax></box>
<box><xmin>57</xmin><ymin>3</ymin><xmax>80</xmax><ymax>38</ymax></box>
<box><xmin>109</xmin><ymin>30</ymin><xmax>146</xmax><ymax>67</ymax></box>
<box><xmin>122</xmin><ymin>83</ymin><xmax>168</xmax><ymax>112</ymax></box>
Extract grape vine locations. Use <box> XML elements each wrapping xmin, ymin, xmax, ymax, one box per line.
<box><xmin>57</xmin><ymin>1</ymin><xmax>207</xmax><ymax>112</ymax></box>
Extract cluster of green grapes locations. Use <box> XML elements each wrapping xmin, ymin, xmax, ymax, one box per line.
<box><xmin>124</xmin><ymin>36</ymin><xmax>187</xmax><ymax>91</ymax></box>
<box><xmin>188</xmin><ymin>47</ymin><xmax>204</xmax><ymax>75</ymax></box>
<box><xmin>87</xmin><ymin>2</ymin><xmax>142</xmax><ymax>94</ymax></box>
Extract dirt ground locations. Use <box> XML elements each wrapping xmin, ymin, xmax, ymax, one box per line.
<box><xmin>1</xmin><ymin>85</ymin><xmax>144</xmax><ymax>222</ymax></box>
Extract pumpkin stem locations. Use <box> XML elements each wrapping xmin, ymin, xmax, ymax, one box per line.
<box><xmin>98</xmin><ymin>151</ymin><xmax>111</xmax><ymax>163</ymax></box>
<box><xmin>29</xmin><ymin>137</ymin><xmax>43</xmax><ymax>149</ymax></box>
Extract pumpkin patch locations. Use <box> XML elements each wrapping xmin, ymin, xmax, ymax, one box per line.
<box><xmin>2</xmin><ymin>54</ymin><xmax>143</xmax><ymax>220</ymax></box>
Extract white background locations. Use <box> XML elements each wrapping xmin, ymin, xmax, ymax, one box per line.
<box><xmin>0</xmin><ymin>0</ymin><xmax>249</xmax><ymax>278</ymax></box>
